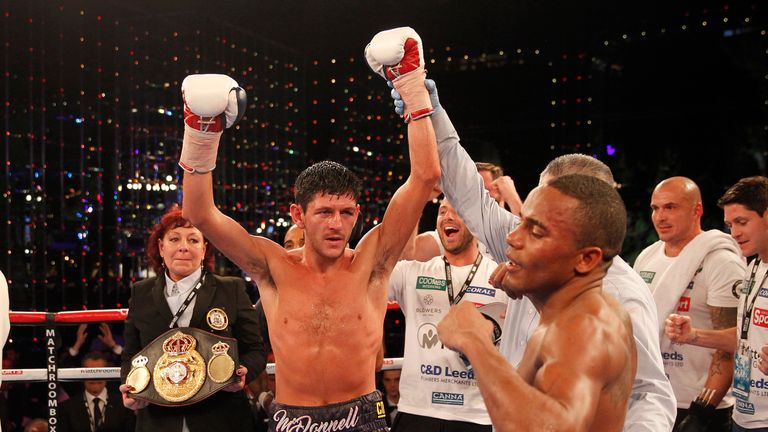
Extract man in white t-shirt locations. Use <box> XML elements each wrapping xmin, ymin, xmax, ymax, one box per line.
<box><xmin>634</xmin><ymin>176</ymin><xmax>745</xmax><ymax>431</ymax></box>
<box><xmin>392</xmin><ymin>79</ymin><xmax>676</xmax><ymax>431</ymax></box>
<box><xmin>665</xmin><ymin>176</ymin><xmax>768</xmax><ymax>432</ymax></box>
<box><xmin>404</xmin><ymin>162</ymin><xmax>518</xmax><ymax>262</ymax></box>
<box><xmin>389</xmin><ymin>199</ymin><xmax>509</xmax><ymax>431</ymax></box>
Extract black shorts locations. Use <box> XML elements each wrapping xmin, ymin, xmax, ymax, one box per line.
<box><xmin>268</xmin><ymin>390</ymin><xmax>388</xmax><ymax>432</ymax></box>
<box><xmin>391</xmin><ymin>412</ymin><xmax>492</xmax><ymax>432</ymax></box>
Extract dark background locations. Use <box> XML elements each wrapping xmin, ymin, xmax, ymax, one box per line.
<box><xmin>0</xmin><ymin>1</ymin><xmax>765</xmax><ymax>356</ymax></box>
<box><xmin>219</xmin><ymin>0</ymin><xmax>767</xmax><ymax>258</ymax></box>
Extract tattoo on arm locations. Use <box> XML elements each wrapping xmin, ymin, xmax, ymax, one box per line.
<box><xmin>709</xmin><ymin>349</ymin><xmax>732</xmax><ymax>377</ymax></box>
<box><xmin>708</xmin><ymin>306</ymin><xmax>736</xmax><ymax>378</ymax></box>
<box><xmin>709</xmin><ymin>306</ymin><xmax>737</xmax><ymax>330</ymax></box>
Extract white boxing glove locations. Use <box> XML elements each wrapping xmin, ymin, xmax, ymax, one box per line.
<box><xmin>179</xmin><ymin>74</ymin><xmax>246</xmax><ymax>173</ymax></box>
<box><xmin>365</xmin><ymin>27</ymin><xmax>433</xmax><ymax>122</ymax></box>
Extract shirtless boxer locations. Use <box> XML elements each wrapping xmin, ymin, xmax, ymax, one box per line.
<box><xmin>178</xmin><ymin>27</ymin><xmax>438</xmax><ymax>432</ymax></box>
<box><xmin>438</xmin><ymin>174</ymin><xmax>637</xmax><ymax>432</ymax></box>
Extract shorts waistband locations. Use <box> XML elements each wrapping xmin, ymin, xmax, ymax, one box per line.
<box><xmin>268</xmin><ymin>390</ymin><xmax>387</xmax><ymax>432</ymax></box>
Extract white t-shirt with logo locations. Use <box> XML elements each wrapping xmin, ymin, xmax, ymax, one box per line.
<box><xmin>389</xmin><ymin>255</ymin><xmax>509</xmax><ymax>424</ymax></box>
<box><xmin>634</xmin><ymin>246</ymin><xmax>742</xmax><ymax>408</ymax></box>
<box><xmin>733</xmin><ymin>259</ymin><xmax>768</xmax><ymax>428</ymax></box>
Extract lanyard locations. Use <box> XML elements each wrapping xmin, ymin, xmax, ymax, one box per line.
<box><xmin>443</xmin><ymin>253</ymin><xmax>483</xmax><ymax>305</ymax></box>
<box><xmin>740</xmin><ymin>259</ymin><xmax>768</xmax><ymax>340</ymax></box>
<box><xmin>168</xmin><ymin>271</ymin><xmax>206</xmax><ymax>329</ymax></box>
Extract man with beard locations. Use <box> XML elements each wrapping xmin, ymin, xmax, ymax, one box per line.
<box><xmin>388</xmin><ymin>199</ymin><xmax>509</xmax><ymax>431</ymax></box>
<box><xmin>390</xmin><ymin>81</ymin><xmax>675</xmax><ymax>431</ymax></box>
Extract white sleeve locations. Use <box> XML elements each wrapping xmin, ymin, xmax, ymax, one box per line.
<box><xmin>624</xmin><ymin>371</ymin><xmax>677</xmax><ymax>432</ymax></box>
<box><xmin>431</xmin><ymin>108</ymin><xmax>518</xmax><ymax>264</ymax></box>
<box><xmin>388</xmin><ymin>261</ymin><xmax>408</xmax><ymax>303</ymax></box>
<box><xmin>621</xmin><ymin>295</ymin><xmax>677</xmax><ymax>432</ymax></box>
<box><xmin>603</xmin><ymin>255</ymin><xmax>678</xmax><ymax>431</ymax></box>
<box><xmin>702</xmin><ymin>249</ymin><xmax>745</xmax><ymax>308</ymax></box>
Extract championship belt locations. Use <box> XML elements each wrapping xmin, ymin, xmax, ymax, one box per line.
<box><xmin>123</xmin><ymin>327</ymin><xmax>239</xmax><ymax>407</ymax></box>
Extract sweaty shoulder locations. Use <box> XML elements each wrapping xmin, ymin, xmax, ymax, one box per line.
<box><xmin>546</xmin><ymin>294</ymin><xmax>633</xmax><ymax>362</ymax></box>
<box><xmin>246</xmin><ymin>236</ymin><xmax>292</xmax><ymax>283</ymax></box>
<box><xmin>600</xmin><ymin>292</ymin><xmax>633</xmax><ymax>326</ymax></box>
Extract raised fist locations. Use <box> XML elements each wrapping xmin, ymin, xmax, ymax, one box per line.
<box><xmin>179</xmin><ymin>74</ymin><xmax>246</xmax><ymax>173</ymax></box>
<box><xmin>365</xmin><ymin>27</ymin><xmax>433</xmax><ymax>122</ymax></box>
<box><xmin>182</xmin><ymin>74</ymin><xmax>246</xmax><ymax>133</ymax></box>
<box><xmin>365</xmin><ymin>27</ymin><xmax>426</xmax><ymax>81</ymax></box>
<box><xmin>665</xmin><ymin>313</ymin><xmax>694</xmax><ymax>344</ymax></box>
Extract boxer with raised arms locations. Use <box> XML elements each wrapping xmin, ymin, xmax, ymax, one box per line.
<box><xmin>175</xmin><ymin>27</ymin><xmax>438</xmax><ymax>432</ymax></box>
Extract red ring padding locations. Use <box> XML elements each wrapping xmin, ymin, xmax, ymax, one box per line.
<box><xmin>9</xmin><ymin>309</ymin><xmax>129</xmax><ymax>325</ymax></box>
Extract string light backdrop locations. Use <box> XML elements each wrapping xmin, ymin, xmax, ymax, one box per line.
<box><xmin>2</xmin><ymin>2</ymin><xmax>306</xmax><ymax>314</ymax></box>
<box><xmin>1</xmin><ymin>1</ymin><xmax>765</xmax><ymax>325</ymax></box>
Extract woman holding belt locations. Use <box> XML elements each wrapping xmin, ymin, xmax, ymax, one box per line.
<box><xmin>119</xmin><ymin>206</ymin><xmax>265</xmax><ymax>431</ymax></box>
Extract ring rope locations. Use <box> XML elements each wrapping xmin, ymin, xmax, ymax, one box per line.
<box><xmin>9</xmin><ymin>304</ymin><xmax>398</xmax><ymax>325</ymax></box>
<box><xmin>1</xmin><ymin>358</ymin><xmax>404</xmax><ymax>382</ymax></box>
<box><xmin>5</xmin><ymin>308</ymin><xmax>404</xmax><ymax>383</ymax></box>
<box><xmin>10</xmin><ymin>309</ymin><xmax>129</xmax><ymax>325</ymax></box>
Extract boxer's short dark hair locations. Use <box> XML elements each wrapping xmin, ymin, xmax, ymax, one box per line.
<box><xmin>548</xmin><ymin>174</ymin><xmax>626</xmax><ymax>261</ymax></box>
<box><xmin>294</xmin><ymin>161</ymin><xmax>362</xmax><ymax>209</ymax></box>
<box><xmin>718</xmin><ymin>176</ymin><xmax>768</xmax><ymax>216</ymax></box>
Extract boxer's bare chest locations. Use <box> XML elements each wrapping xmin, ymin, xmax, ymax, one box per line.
<box><xmin>266</xmin><ymin>261</ymin><xmax>382</xmax><ymax>341</ymax></box>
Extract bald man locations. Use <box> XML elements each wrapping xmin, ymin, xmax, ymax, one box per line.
<box><xmin>282</xmin><ymin>225</ymin><xmax>305</xmax><ymax>250</ymax></box>
<box><xmin>634</xmin><ymin>176</ymin><xmax>745</xmax><ymax>432</ymax></box>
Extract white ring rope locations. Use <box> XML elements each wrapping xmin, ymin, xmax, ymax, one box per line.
<box><xmin>2</xmin><ymin>358</ymin><xmax>404</xmax><ymax>382</ymax></box>
<box><xmin>5</xmin><ymin>308</ymin><xmax>404</xmax><ymax>383</ymax></box>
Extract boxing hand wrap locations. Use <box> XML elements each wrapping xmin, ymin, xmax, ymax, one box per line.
<box><xmin>180</xmin><ymin>128</ymin><xmax>223</xmax><ymax>174</ymax></box>
<box><xmin>365</xmin><ymin>27</ymin><xmax>433</xmax><ymax>122</ymax></box>
<box><xmin>179</xmin><ymin>74</ymin><xmax>246</xmax><ymax>173</ymax></box>
<box><xmin>391</xmin><ymin>69</ymin><xmax>432</xmax><ymax>122</ymax></box>
<box><xmin>390</xmin><ymin>78</ymin><xmax>441</xmax><ymax>117</ymax></box>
